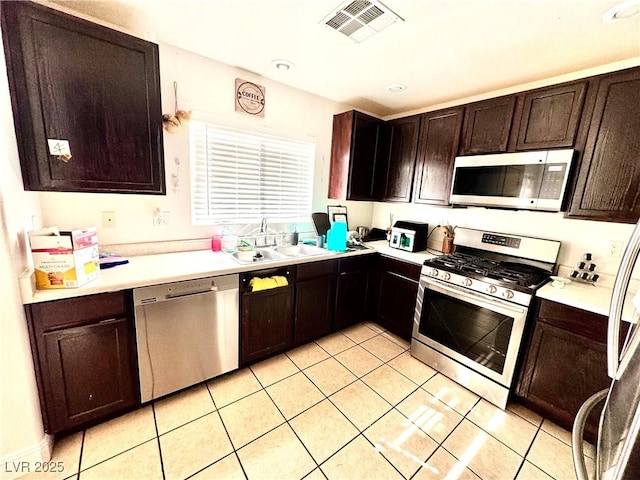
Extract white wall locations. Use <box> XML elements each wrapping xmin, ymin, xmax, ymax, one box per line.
<box><xmin>0</xmin><ymin>33</ymin><xmax>50</xmax><ymax>477</ymax></box>
<box><xmin>36</xmin><ymin>41</ymin><xmax>373</xmax><ymax>249</ymax></box>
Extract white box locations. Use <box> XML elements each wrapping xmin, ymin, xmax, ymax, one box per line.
<box><xmin>29</xmin><ymin>227</ymin><xmax>100</xmax><ymax>289</ymax></box>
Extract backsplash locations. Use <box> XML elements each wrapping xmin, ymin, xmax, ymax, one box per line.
<box><xmin>371</xmin><ymin>202</ymin><xmax>639</xmax><ymax>283</ymax></box>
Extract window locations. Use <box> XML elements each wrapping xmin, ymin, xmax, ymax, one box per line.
<box><xmin>190</xmin><ymin>120</ymin><xmax>315</xmax><ymax>225</ymax></box>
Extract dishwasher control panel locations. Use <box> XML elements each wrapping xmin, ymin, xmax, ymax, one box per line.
<box><xmin>133</xmin><ymin>274</ymin><xmax>238</xmax><ymax>305</ymax></box>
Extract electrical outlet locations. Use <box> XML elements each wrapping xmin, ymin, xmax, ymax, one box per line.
<box><xmin>608</xmin><ymin>240</ymin><xmax>624</xmax><ymax>258</ymax></box>
<box><xmin>102</xmin><ymin>211</ymin><xmax>116</xmax><ymax>228</ymax></box>
<box><xmin>153</xmin><ymin>210</ymin><xmax>170</xmax><ymax>227</ymax></box>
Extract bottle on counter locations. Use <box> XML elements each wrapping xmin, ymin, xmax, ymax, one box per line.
<box><xmin>327</xmin><ymin>221</ymin><xmax>347</xmax><ymax>252</ymax></box>
<box><xmin>211</xmin><ymin>236</ymin><xmax>222</xmax><ymax>252</ymax></box>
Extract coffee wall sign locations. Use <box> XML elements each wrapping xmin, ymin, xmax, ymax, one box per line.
<box><xmin>235</xmin><ymin>79</ymin><xmax>265</xmax><ymax>117</ymax></box>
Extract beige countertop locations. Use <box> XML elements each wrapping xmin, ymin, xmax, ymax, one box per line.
<box><xmin>536</xmin><ymin>280</ymin><xmax>639</xmax><ymax>323</ymax></box>
<box><xmin>22</xmin><ymin>239</ymin><xmax>637</xmax><ymax>324</ymax></box>
<box><xmin>364</xmin><ymin>240</ymin><xmax>439</xmax><ymax>265</ymax></box>
<box><xmin>21</xmin><ymin>241</ymin><xmax>437</xmax><ymax>304</ymax></box>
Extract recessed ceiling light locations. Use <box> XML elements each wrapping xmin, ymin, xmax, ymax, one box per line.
<box><xmin>271</xmin><ymin>59</ymin><xmax>295</xmax><ymax>71</ymax></box>
<box><xmin>603</xmin><ymin>0</ymin><xmax>640</xmax><ymax>21</ymax></box>
<box><xmin>385</xmin><ymin>83</ymin><xmax>407</xmax><ymax>93</ymax></box>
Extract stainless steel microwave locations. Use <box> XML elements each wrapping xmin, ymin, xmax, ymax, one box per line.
<box><xmin>449</xmin><ymin>149</ymin><xmax>574</xmax><ymax>212</ymax></box>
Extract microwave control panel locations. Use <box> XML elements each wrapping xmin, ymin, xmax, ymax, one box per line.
<box><xmin>539</xmin><ymin>163</ymin><xmax>567</xmax><ymax>199</ymax></box>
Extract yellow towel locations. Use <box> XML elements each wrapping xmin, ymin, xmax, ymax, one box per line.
<box><xmin>249</xmin><ymin>275</ymin><xmax>289</xmax><ymax>292</ymax></box>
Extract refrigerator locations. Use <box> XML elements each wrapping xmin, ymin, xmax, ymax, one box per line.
<box><xmin>572</xmin><ymin>218</ymin><xmax>640</xmax><ymax>480</ymax></box>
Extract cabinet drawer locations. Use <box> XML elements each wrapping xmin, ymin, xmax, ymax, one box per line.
<box><xmin>339</xmin><ymin>255</ymin><xmax>372</xmax><ymax>273</ymax></box>
<box><xmin>536</xmin><ymin>299</ymin><xmax>608</xmax><ymax>342</ymax></box>
<box><xmin>29</xmin><ymin>292</ymin><xmax>128</xmax><ymax>331</ymax></box>
<box><xmin>297</xmin><ymin>259</ymin><xmax>337</xmax><ymax>281</ymax></box>
<box><xmin>379</xmin><ymin>256</ymin><xmax>421</xmax><ymax>281</ymax></box>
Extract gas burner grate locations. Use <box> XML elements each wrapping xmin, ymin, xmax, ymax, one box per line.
<box><xmin>425</xmin><ymin>253</ymin><xmax>551</xmax><ymax>289</ymax></box>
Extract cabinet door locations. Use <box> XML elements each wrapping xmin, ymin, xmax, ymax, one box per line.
<box><xmin>295</xmin><ymin>276</ymin><xmax>335</xmax><ymax>345</ymax></box>
<box><xmin>567</xmin><ymin>68</ymin><xmax>640</xmax><ymax>223</ymax></box>
<box><xmin>328</xmin><ymin>110</ymin><xmax>382</xmax><ymax>200</ymax></box>
<box><xmin>376</xmin><ymin>271</ymin><xmax>419</xmax><ymax>341</ymax></box>
<box><xmin>334</xmin><ymin>257</ymin><xmax>371</xmax><ymax>330</ymax></box>
<box><xmin>517</xmin><ymin>321</ymin><xmax>609</xmax><ymax>443</ymax></box>
<box><xmin>460</xmin><ymin>96</ymin><xmax>516</xmax><ymax>154</ymax></box>
<box><xmin>241</xmin><ymin>286</ymin><xmax>293</xmax><ymax>364</ymax></box>
<box><xmin>516</xmin><ymin>81</ymin><xmax>587</xmax><ymax>150</ymax></box>
<box><xmin>2</xmin><ymin>2</ymin><xmax>165</xmax><ymax>194</ymax></box>
<box><xmin>41</xmin><ymin>318</ymin><xmax>137</xmax><ymax>433</ymax></box>
<box><xmin>379</xmin><ymin>116</ymin><xmax>420</xmax><ymax>202</ymax></box>
<box><xmin>414</xmin><ymin>107</ymin><xmax>464</xmax><ymax>205</ymax></box>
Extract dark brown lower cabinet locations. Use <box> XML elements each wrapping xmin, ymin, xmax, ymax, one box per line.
<box><xmin>516</xmin><ymin>298</ymin><xmax>627</xmax><ymax>443</ymax></box>
<box><xmin>334</xmin><ymin>256</ymin><xmax>372</xmax><ymax>330</ymax></box>
<box><xmin>241</xmin><ymin>267</ymin><xmax>294</xmax><ymax>365</ymax></box>
<box><xmin>26</xmin><ymin>292</ymin><xmax>139</xmax><ymax>434</ymax></box>
<box><xmin>294</xmin><ymin>260</ymin><xmax>337</xmax><ymax>345</ymax></box>
<box><xmin>369</xmin><ymin>256</ymin><xmax>420</xmax><ymax>341</ymax></box>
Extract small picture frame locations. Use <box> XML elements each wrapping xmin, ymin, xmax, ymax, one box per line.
<box><xmin>327</xmin><ymin>205</ymin><xmax>348</xmax><ymax>227</ymax></box>
<box><xmin>332</xmin><ymin>213</ymin><xmax>348</xmax><ymax>224</ymax></box>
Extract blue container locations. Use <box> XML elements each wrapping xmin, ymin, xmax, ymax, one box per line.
<box><xmin>327</xmin><ymin>221</ymin><xmax>347</xmax><ymax>251</ymax></box>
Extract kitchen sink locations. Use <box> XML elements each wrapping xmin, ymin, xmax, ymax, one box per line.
<box><xmin>274</xmin><ymin>245</ymin><xmax>329</xmax><ymax>257</ymax></box>
<box><xmin>228</xmin><ymin>244</ymin><xmax>337</xmax><ymax>264</ymax></box>
<box><xmin>230</xmin><ymin>249</ymin><xmax>287</xmax><ymax>264</ymax></box>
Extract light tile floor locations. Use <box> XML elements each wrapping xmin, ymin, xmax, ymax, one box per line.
<box><xmin>25</xmin><ymin>322</ymin><xmax>596</xmax><ymax>480</ymax></box>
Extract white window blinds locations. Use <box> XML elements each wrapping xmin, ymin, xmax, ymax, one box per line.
<box><xmin>190</xmin><ymin>121</ymin><xmax>314</xmax><ymax>225</ymax></box>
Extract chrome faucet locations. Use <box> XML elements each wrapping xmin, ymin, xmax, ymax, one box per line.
<box><xmin>257</xmin><ymin>217</ymin><xmax>270</xmax><ymax>247</ymax></box>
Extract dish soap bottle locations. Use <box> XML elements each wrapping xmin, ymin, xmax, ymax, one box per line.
<box><xmin>327</xmin><ymin>221</ymin><xmax>347</xmax><ymax>252</ymax></box>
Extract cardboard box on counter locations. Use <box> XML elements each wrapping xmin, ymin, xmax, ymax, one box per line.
<box><xmin>29</xmin><ymin>227</ymin><xmax>100</xmax><ymax>289</ymax></box>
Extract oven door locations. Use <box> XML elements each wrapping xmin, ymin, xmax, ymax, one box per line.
<box><xmin>412</xmin><ymin>276</ymin><xmax>528</xmax><ymax>387</ymax></box>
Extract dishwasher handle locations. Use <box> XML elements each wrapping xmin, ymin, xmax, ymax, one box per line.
<box><xmin>167</xmin><ymin>285</ymin><xmax>217</xmax><ymax>299</ymax></box>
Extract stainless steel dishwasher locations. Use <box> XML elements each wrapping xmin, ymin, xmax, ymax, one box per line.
<box><xmin>133</xmin><ymin>274</ymin><xmax>239</xmax><ymax>403</ymax></box>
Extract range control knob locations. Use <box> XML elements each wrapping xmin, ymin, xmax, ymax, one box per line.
<box><xmin>503</xmin><ymin>290</ymin><xmax>515</xmax><ymax>299</ymax></box>
<box><xmin>430</xmin><ymin>268</ymin><xmax>439</xmax><ymax>277</ymax></box>
<box><xmin>486</xmin><ymin>285</ymin><xmax>497</xmax><ymax>294</ymax></box>
<box><xmin>442</xmin><ymin>272</ymin><xmax>451</xmax><ymax>281</ymax></box>
<box><xmin>463</xmin><ymin>278</ymin><xmax>473</xmax><ymax>287</ymax></box>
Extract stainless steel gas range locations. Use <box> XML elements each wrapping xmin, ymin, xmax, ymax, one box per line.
<box><xmin>411</xmin><ymin>227</ymin><xmax>561</xmax><ymax>409</ymax></box>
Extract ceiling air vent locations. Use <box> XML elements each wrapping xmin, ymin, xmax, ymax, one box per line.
<box><xmin>321</xmin><ymin>0</ymin><xmax>404</xmax><ymax>43</ymax></box>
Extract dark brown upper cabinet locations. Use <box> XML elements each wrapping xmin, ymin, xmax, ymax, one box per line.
<box><xmin>328</xmin><ymin>110</ymin><xmax>383</xmax><ymax>200</ymax></box>
<box><xmin>378</xmin><ymin>115</ymin><xmax>421</xmax><ymax>202</ymax></box>
<box><xmin>460</xmin><ymin>96</ymin><xmax>516</xmax><ymax>155</ymax></box>
<box><xmin>567</xmin><ymin>68</ymin><xmax>640</xmax><ymax>223</ymax></box>
<box><xmin>515</xmin><ymin>81</ymin><xmax>588</xmax><ymax>151</ymax></box>
<box><xmin>413</xmin><ymin>107</ymin><xmax>464</xmax><ymax>205</ymax></box>
<box><xmin>2</xmin><ymin>2</ymin><xmax>165</xmax><ymax>194</ymax></box>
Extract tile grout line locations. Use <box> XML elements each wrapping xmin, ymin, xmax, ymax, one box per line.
<box><xmin>150</xmin><ymin>401</ymin><xmax>167</xmax><ymax>480</ymax></box>
<box><xmin>230</xmin><ymin>325</ymin><xmax>408</xmax><ymax>478</ymax></box>
<box><xmin>75</xmin><ymin>430</ymin><xmax>85</xmax><ymax>480</ymax></box>
<box><xmin>258</xmin><ymin>375</ymin><xmax>323</xmax><ymax>478</ymax></box>
<box><xmin>181</xmin><ymin>380</ymin><xmax>250</xmax><ymax>480</ymax></box>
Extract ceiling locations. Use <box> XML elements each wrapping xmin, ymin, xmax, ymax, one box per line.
<box><xmin>52</xmin><ymin>0</ymin><xmax>640</xmax><ymax>117</ymax></box>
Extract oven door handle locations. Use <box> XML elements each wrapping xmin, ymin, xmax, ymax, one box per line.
<box><xmin>421</xmin><ymin>276</ymin><xmax>526</xmax><ymax>316</ymax></box>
